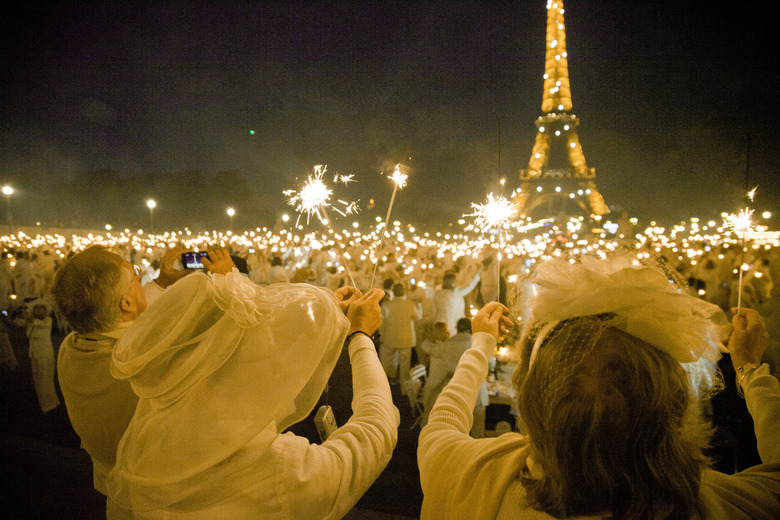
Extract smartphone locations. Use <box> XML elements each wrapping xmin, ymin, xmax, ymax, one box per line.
<box><xmin>181</xmin><ymin>251</ymin><xmax>209</xmax><ymax>269</ymax></box>
<box><xmin>314</xmin><ymin>405</ymin><xmax>338</xmax><ymax>442</ymax></box>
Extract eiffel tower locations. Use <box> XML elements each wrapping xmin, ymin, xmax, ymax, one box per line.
<box><xmin>512</xmin><ymin>0</ymin><xmax>609</xmax><ymax>220</ymax></box>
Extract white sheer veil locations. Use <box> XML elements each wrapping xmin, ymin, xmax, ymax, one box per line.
<box><xmin>512</xmin><ymin>249</ymin><xmax>731</xmax><ymax>401</ymax></box>
<box><xmin>107</xmin><ymin>270</ymin><xmax>348</xmax><ymax>511</ymax></box>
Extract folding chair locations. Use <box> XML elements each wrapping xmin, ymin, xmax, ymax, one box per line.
<box><xmin>407</xmin><ymin>363</ymin><xmax>427</xmax><ymax>430</ymax></box>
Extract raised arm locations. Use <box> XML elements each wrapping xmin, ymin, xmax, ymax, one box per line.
<box><xmin>729</xmin><ymin>308</ymin><xmax>780</xmax><ymax>463</ymax></box>
<box><xmin>418</xmin><ymin>303</ymin><xmax>513</xmax><ymax>485</ymax></box>
<box><xmin>280</xmin><ymin>288</ymin><xmax>399</xmax><ymax>519</ymax></box>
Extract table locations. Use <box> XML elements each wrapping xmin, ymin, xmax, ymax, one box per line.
<box><xmin>487</xmin><ymin>361</ymin><xmax>517</xmax><ymax>406</ymax></box>
<box><xmin>484</xmin><ymin>361</ymin><xmax>519</xmax><ymax>436</ymax></box>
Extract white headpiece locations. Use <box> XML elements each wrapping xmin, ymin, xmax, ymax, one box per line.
<box><xmin>518</xmin><ymin>251</ymin><xmax>730</xmax><ymax>398</ymax></box>
<box><xmin>108</xmin><ymin>269</ymin><xmax>348</xmax><ymax>510</ymax></box>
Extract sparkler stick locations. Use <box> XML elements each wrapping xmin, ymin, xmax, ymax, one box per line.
<box><xmin>284</xmin><ymin>165</ymin><xmax>358</xmax><ymax>287</ymax></box>
<box><xmin>724</xmin><ymin>186</ymin><xmax>758</xmax><ymax>316</ymax></box>
<box><xmin>369</xmin><ymin>164</ymin><xmax>408</xmax><ymax>288</ymax></box>
<box><xmin>319</xmin><ymin>206</ymin><xmax>357</xmax><ymax>288</ymax></box>
<box><xmin>464</xmin><ymin>193</ymin><xmax>517</xmax><ymax>302</ymax></box>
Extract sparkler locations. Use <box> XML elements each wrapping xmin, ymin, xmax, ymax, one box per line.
<box><xmin>369</xmin><ymin>164</ymin><xmax>408</xmax><ymax>288</ymax></box>
<box><xmin>464</xmin><ymin>193</ymin><xmax>517</xmax><ymax>302</ymax></box>
<box><xmin>284</xmin><ymin>165</ymin><xmax>359</xmax><ymax>287</ymax></box>
<box><xmin>723</xmin><ymin>186</ymin><xmax>758</xmax><ymax>316</ymax></box>
<box><xmin>465</xmin><ymin>193</ymin><xmax>516</xmax><ymax>235</ymax></box>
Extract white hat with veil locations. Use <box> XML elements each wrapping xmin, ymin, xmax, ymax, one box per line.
<box><xmin>513</xmin><ymin>249</ymin><xmax>732</xmax><ymax>402</ymax></box>
<box><xmin>107</xmin><ymin>269</ymin><xmax>348</xmax><ymax>511</ymax></box>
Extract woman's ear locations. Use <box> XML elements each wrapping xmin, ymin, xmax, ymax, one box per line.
<box><xmin>526</xmin><ymin>448</ymin><xmax>546</xmax><ymax>480</ymax></box>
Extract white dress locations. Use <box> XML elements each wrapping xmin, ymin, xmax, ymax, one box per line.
<box><xmin>26</xmin><ymin>316</ymin><xmax>60</xmax><ymax>413</ymax></box>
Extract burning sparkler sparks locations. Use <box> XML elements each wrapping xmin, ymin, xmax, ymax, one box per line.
<box><xmin>334</xmin><ymin>173</ymin><xmax>355</xmax><ymax>185</ymax></box>
<box><xmin>724</xmin><ymin>208</ymin><xmax>754</xmax><ymax>234</ymax></box>
<box><xmin>283</xmin><ymin>165</ymin><xmax>359</xmax><ymax>227</ymax></box>
<box><xmin>389</xmin><ymin>164</ymin><xmax>408</xmax><ymax>189</ymax></box>
<box><xmin>465</xmin><ymin>193</ymin><xmax>517</xmax><ymax>234</ymax></box>
<box><xmin>283</xmin><ymin>164</ymin><xmax>359</xmax><ymax>286</ymax></box>
<box><xmin>464</xmin><ymin>193</ymin><xmax>518</xmax><ymax>302</ymax></box>
<box><xmin>723</xmin><ymin>186</ymin><xmax>759</xmax><ymax>315</ymax></box>
<box><xmin>369</xmin><ymin>164</ymin><xmax>410</xmax><ymax>288</ymax></box>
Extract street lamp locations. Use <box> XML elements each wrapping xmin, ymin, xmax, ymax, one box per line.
<box><xmin>227</xmin><ymin>207</ymin><xmax>235</xmax><ymax>231</ymax></box>
<box><xmin>2</xmin><ymin>186</ymin><xmax>13</xmax><ymax>233</ymax></box>
<box><xmin>146</xmin><ymin>199</ymin><xmax>156</xmax><ymax>233</ymax></box>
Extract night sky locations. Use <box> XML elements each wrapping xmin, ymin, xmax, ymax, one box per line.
<box><xmin>1</xmin><ymin>1</ymin><xmax>778</xmax><ymax>230</ymax></box>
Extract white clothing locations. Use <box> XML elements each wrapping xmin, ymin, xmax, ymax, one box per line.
<box><xmin>108</xmin><ymin>272</ymin><xmax>399</xmax><ymax>518</ymax></box>
<box><xmin>27</xmin><ymin>316</ymin><xmax>60</xmax><ymax>413</ymax></box>
<box><xmin>11</xmin><ymin>257</ymin><xmax>45</xmax><ymax>301</ymax></box>
<box><xmin>433</xmin><ymin>274</ymin><xmax>480</xmax><ymax>333</ymax></box>
<box><xmin>421</xmin><ymin>332</ymin><xmax>487</xmax><ymax>433</ymax></box>
<box><xmin>57</xmin><ymin>282</ymin><xmax>163</xmax><ymax>509</ymax></box>
<box><xmin>418</xmin><ymin>333</ymin><xmax>780</xmax><ymax>520</ymax></box>
<box><xmin>58</xmin><ymin>322</ymin><xmax>138</xmax><ymax>496</ymax></box>
<box><xmin>379</xmin><ymin>296</ymin><xmax>419</xmax><ymax>390</ymax></box>
<box><xmin>267</xmin><ymin>264</ymin><xmax>290</xmax><ymax>284</ymax></box>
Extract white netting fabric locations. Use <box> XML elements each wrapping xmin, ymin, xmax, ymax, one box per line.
<box><xmin>107</xmin><ymin>269</ymin><xmax>348</xmax><ymax>511</ymax></box>
<box><xmin>511</xmin><ymin>248</ymin><xmax>730</xmax><ymax>404</ymax></box>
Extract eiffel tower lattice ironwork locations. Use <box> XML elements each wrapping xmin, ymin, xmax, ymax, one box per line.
<box><xmin>512</xmin><ymin>0</ymin><xmax>608</xmax><ymax>219</ymax></box>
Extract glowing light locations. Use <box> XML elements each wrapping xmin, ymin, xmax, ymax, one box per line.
<box><xmin>283</xmin><ymin>165</ymin><xmax>359</xmax><ymax>226</ymax></box>
<box><xmin>724</xmin><ymin>208</ymin><xmax>754</xmax><ymax>234</ymax></box>
<box><xmin>464</xmin><ymin>193</ymin><xmax>517</xmax><ymax>234</ymax></box>
<box><xmin>724</xmin><ymin>186</ymin><xmax>759</xmax><ymax>315</ymax></box>
<box><xmin>335</xmin><ymin>173</ymin><xmax>355</xmax><ymax>185</ymax></box>
<box><xmin>389</xmin><ymin>164</ymin><xmax>408</xmax><ymax>189</ymax></box>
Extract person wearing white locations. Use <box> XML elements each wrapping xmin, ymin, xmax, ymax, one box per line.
<box><xmin>267</xmin><ymin>255</ymin><xmax>290</xmax><ymax>284</ymax></box>
<box><xmin>107</xmin><ymin>271</ymin><xmax>399</xmax><ymax>519</ymax></box>
<box><xmin>25</xmin><ymin>300</ymin><xmax>60</xmax><ymax>413</ymax></box>
<box><xmin>53</xmin><ymin>245</ymin><xmax>190</xmax><ymax>519</ymax></box>
<box><xmin>421</xmin><ymin>318</ymin><xmax>488</xmax><ymax>435</ymax></box>
<box><xmin>379</xmin><ymin>283</ymin><xmax>419</xmax><ymax>392</ymax></box>
<box><xmin>432</xmin><ymin>270</ymin><xmax>479</xmax><ymax>334</ymax></box>
<box><xmin>419</xmin><ymin>254</ymin><xmax>780</xmax><ymax>519</ymax></box>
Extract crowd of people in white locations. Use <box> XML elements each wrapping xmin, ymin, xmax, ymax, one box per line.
<box><xmin>1</xmin><ymin>228</ymin><xmax>779</xmax><ymax>518</ymax></box>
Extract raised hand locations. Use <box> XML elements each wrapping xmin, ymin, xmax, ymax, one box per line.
<box><xmin>472</xmin><ymin>302</ymin><xmax>513</xmax><ymax>341</ymax></box>
<box><xmin>345</xmin><ymin>288</ymin><xmax>384</xmax><ymax>336</ymax></box>
<box><xmin>201</xmin><ymin>247</ymin><xmax>237</xmax><ymax>275</ymax></box>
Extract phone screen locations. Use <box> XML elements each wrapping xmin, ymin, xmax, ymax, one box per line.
<box><xmin>181</xmin><ymin>251</ymin><xmax>209</xmax><ymax>269</ymax></box>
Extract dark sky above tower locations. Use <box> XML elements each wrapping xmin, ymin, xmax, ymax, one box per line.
<box><xmin>1</xmin><ymin>1</ymin><xmax>777</xmax><ymax>229</ymax></box>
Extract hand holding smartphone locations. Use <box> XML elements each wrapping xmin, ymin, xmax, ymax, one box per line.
<box><xmin>181</xmin><ymin>251</ymin><xmax>209</xmax><ymax>270</ymax></box>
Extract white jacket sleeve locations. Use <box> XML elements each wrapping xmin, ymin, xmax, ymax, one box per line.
<box><xmin>418</xmin><ymin>332</ymin><xmax>495</xmax><ymax>477</ymax></box>
<box><xmin>743</xmin><ymin>364</ymin><xmax>780</xmax><ymax>463</ymax></box>
<box><xmin>279</xmin><ymin>335</ymin><xmax>400</xmax><ymax>520</ymax></box>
